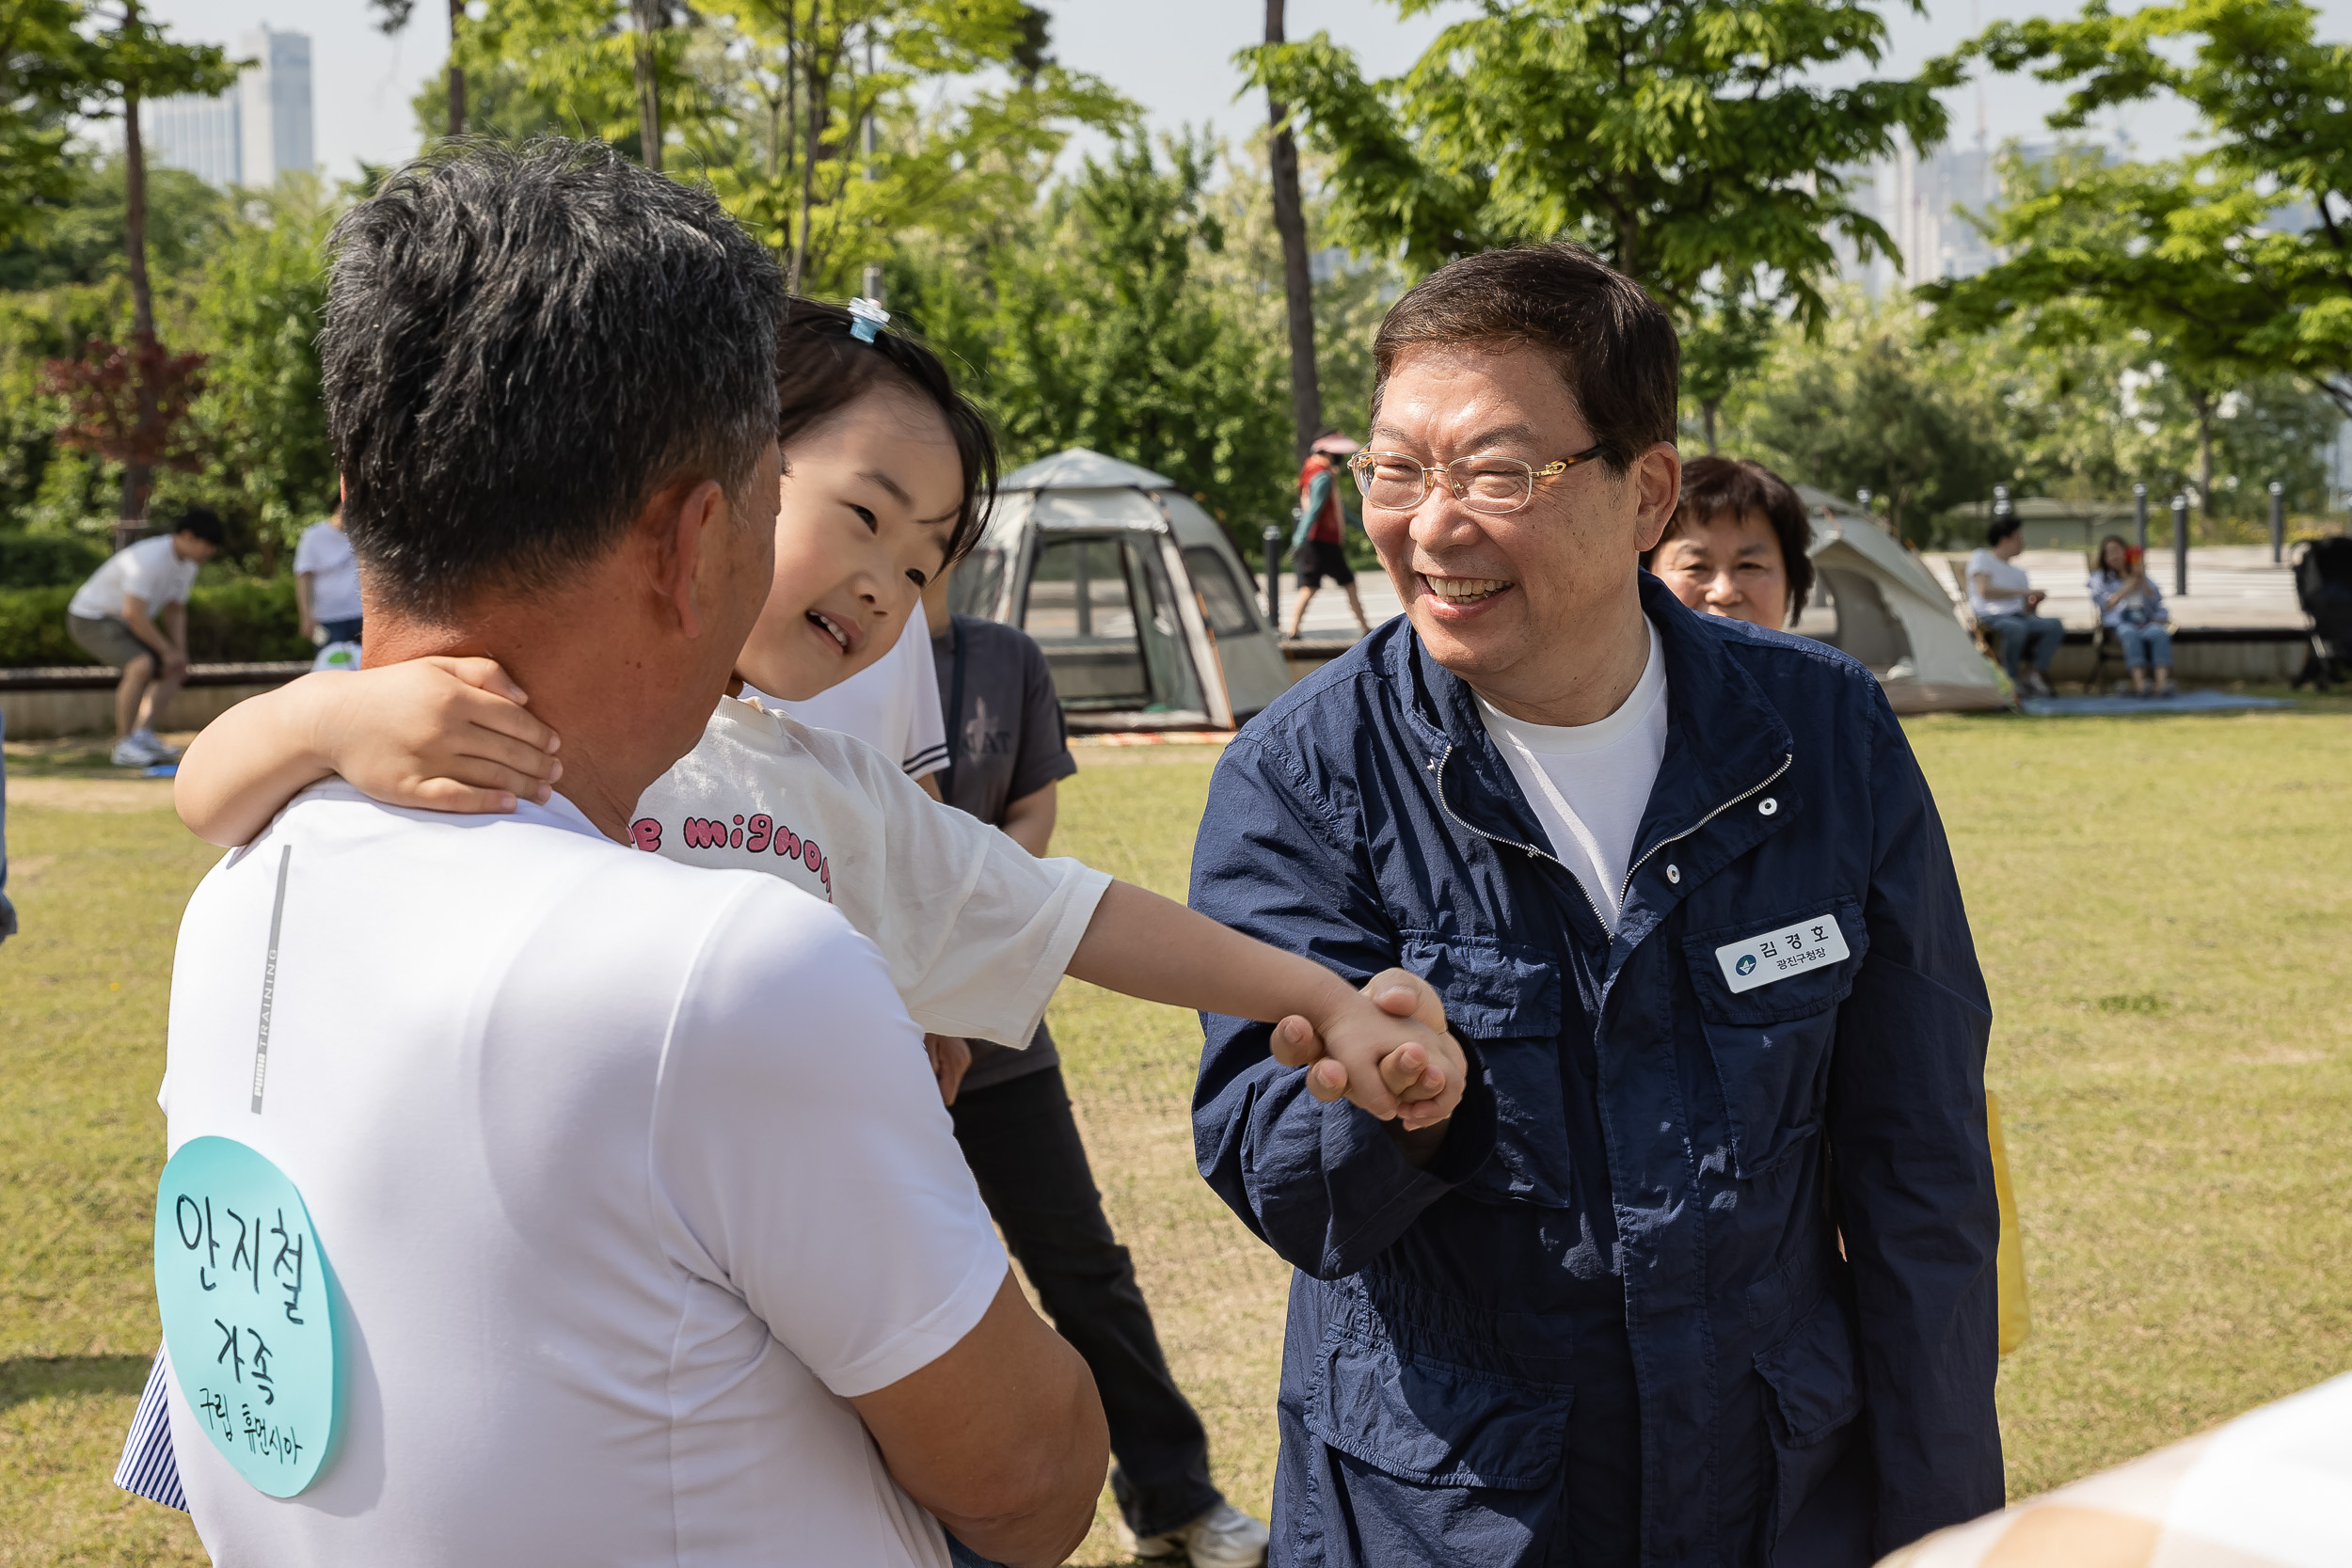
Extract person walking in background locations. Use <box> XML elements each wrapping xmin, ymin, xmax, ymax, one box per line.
<box><xmin>1642</xmin><ymin>454</ymin><xmax>1815</xmax><ymax>632</ymax></box>
<box><xmin>922</xmin><ymin>568</ymin><xmax>1272</xmax><ymax>1568</ymax></box>
<box><xmin>2089</xmin><ymin>534</ymin><xmax>2174</xmax><ymax>698</ymax></box>
<box><xmin>1287</xmin><ymin>430</ymin><xmax>1372</xmax><ymax>640</ymax></box>
<box><xmin>1967</xmin><ymin>515</ymin><xmax>2063</xmax><ymax>697</ymax></box>
<box><xmin>64</xmin><ymin>507</ymin><xmax>223</xmax><ymax>767</ymax></box>
<box><xmin>294</xmin><ymin>497</ymin><xmax>364</xmax><ymax>648</ymax></box>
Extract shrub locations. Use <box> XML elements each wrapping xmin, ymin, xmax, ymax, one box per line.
<box><xmin>0</xmin><ymin>533</ymin><xmax>105</xmax><ymax>589</ymax></box>
<box><xmin>0</xmin><ymin>576</ymin><xmax>310</xmax><ymax>666</ymax></box>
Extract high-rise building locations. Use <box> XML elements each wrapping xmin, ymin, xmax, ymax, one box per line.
<box><xmin>142</xmin><ymin>25</ymin><xmax>311</xmax><ymax>190</ymax></box>
<box><xmin>146</xmin><ymin>92</ymin><xmax>241</xmax><ymax>186</ymax></box>
<box><xmin>239</xmin><ymin>26</ymin><xmax>311</xmax><ymax>186</ymax></box>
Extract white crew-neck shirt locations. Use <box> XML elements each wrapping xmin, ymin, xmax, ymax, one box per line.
<box><xmin>1477</xmin><ymin>621</ymin><xmax>1669</xmax><ymax>933</ymax></box>
<box><xmin>160</xmin><ymin>784</ymin><xmax>1007</xmax><ymax>1567</ymax></box>
<box><xmin>632</xmin><ymin>694</ymin><xmax>1108</xmax><ymax>1046</ymax></box>
<box><xmin>69</xmin><ymin>533</ymin><xmax>199</xmax><ymax>620</ymax></box>
<box><xmin>292</xmin><ymin>521</ymin><xmax>362</xmax><ymax>623</ymax></box>
<box><xmin>1965</xmin><ymin>547</ymin><xmax>2032</xmax><ymax>617</ymax></box>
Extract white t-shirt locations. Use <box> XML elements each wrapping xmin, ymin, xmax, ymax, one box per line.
<box><xmin>755</xmin><ymin>616</ymin><xmax>949</xmax><ymax>779</ymax></box>
<box><xmin>292</xmin><ymin>522</ymin><xmax>362</xmax><ymax>623</ymax></box>
<box><xmin>1966</xmin><ymin>547</ymin><xmax>2033</xmax><ymax>618</ymax></box>
<box><xmin>69</xmin><ymin>533</ymin><xmax>199</xmax><ymax>620</ymax></box>
<box><xmin>634</xmin><ymin>695</ymin><xmax>1108</xmax><ymax>1046</ymax></box>
<box><xmin>161</xmin><ymin>784</ymin><xmax>1006</xmax><ymax>1568</ymax></box>
<box><xmin>1478</xmin><ymin>622</ymin><xmax>1669</xmax><ymax>933</ymax></box>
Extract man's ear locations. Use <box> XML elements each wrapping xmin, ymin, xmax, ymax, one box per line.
<box><xmin>651</xmin><ymin>478</ymin><xmax>730</xmax><ymax>641</ymax></box>
<box><xmin>1630</xmin><ymin>443</ymin><xmax>1683</xmax><ymax>554</ymax></box>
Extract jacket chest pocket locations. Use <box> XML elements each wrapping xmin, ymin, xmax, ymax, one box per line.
<box><xmin>1399</xmin><ymin>932</ymin><xmax>1575</xmax><ymax>1209</ymax></box>
<box><xmin>1679</xmin><ymin>897</ymin><xmax>1868</xmax><ymax>1181</ymax></box>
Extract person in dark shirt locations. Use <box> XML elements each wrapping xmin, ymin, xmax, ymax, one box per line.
<box><xmin>923</xmin><ymin>573</ymin><xmax>1270</xmax><ymax>1568</ymax></box>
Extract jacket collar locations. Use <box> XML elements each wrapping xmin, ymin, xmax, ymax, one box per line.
<box><xmin>1387</xmin><ymin>575</ymin><xmax>1800</xmax><ymax>929</ymax></box>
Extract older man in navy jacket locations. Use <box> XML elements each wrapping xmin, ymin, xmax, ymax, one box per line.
<box><xmin>1189</xmin><ymin>244</ymin><xmax>2000</xmax><ymax>1567</ymax></box>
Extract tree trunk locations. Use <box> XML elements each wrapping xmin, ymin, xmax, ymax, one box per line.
<box><xmin>446</xmin><ymin>0</ymin><xmax>465</xmax><ymax>137</ymax></box>
<box><xmin>1264</xmin><ymin>0</ymin><xmax>1321</xmax><ymax>464</ymax></box>
<box><xmin>631</xmin><ymin>0</ymin><xmax>662</xmax><ymax>172</ymax></box>
<box><xmin>1700</xmin><ymin>398</ymin><xmax>1719</xmax><ymax>455</ymax></box>
<box><xmin>119</xmin><ymin>1</ymin><xmax>157</xmax><ymax>527</ymax></box>
<box><xmin>790</xmin><ymin>4</ymin><xmax>823</xmax><ymax>294</ymax></box>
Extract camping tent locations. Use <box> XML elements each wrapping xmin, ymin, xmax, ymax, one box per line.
<box><xmin>951</xmin><ymin>448</ymin><xmax>1293</xmax><ymax>730</ymax></box>
<box><xmin>1791</xmin><ymin>486</ymin><xmax>2006</xmax><ymax>714</ymax></box>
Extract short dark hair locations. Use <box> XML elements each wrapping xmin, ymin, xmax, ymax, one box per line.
<box><xmin>321</xmin><ymin>139</ymin><xmax>785</xmax><ymax>618</ymax></box>
<box><xmin>167</xmin><ymin>506</ymin><xmax>226</xmax><ymax>547</ymax></box>
<box><xmin>774</xmin><ymin>298</ymin><xmax>997</xmax><ymax>566</ymax></box>
<box><xmin>1644</xmin><ymin>455</ymin><xmax>1816</xmax><ymax>625</ymax></box>
<box><xmin>1372</xmin><ymin>243</ymin><xmax>1679</xmax><ymax>473</ymax></box>
<box><xmin>1987</xmin><ymin>515</ymin><xmax>2022</xmax><ymax>547</ymax></box>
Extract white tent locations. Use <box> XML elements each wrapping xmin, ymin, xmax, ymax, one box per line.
<box><xmin>950</xmin><ymin>449</ymin><xmax>1293</xmax><ymax>730</ymax></box>
<box><xmin>1791</xmin><ymin>486</ymin><xmax>2006</xmax><ymax>714</ymax></box>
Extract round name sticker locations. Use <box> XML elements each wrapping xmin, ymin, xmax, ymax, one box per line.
<box><xmin>153</xmin><ymin>1136</ymin><xmax>338</xmax><ymax>1497</ymax></box>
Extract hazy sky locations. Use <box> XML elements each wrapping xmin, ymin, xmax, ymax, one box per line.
<box><xmin>137</xmin><ymin>0</ymin><xmax>2352</xmax><ymax>185</ymax></box>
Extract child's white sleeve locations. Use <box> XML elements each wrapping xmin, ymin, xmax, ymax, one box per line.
<box><xmin>872</xmin><ymin>766</ymin><xmax>1110</xmax><ymax>1046</ymax></box>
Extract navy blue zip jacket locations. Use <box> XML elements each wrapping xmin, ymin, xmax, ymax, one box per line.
<box><xmin>1190</xmin><ymin>578</ymin><xmax>2001</xmax><ymax>1567</ymax></box>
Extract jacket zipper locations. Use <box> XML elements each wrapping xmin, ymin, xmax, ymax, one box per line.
<box><xmin>1431</xmin><ymin>742</ymin><xmax>1795</xmax><ymax>929</ymax></box>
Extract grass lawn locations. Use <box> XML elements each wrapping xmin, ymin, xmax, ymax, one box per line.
<box><xmin>4</xmin><ymin>694</ymin><xmax>2349</xmax><ymax>1565</ymax></box>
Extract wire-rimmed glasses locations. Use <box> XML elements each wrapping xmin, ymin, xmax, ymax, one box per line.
<box><xmin>1347</xmin><ymin>445</ymin><xmax>1608</xmax><ymax>515</ymax></box>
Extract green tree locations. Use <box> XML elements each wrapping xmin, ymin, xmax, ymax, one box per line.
<box><xmin>902</xmin><ymin>136</ymin><xmax>1292</xmax><ymax>549</ymax></box>
<box><xmin>1725</xmin><ymin>294</ymin><xmax>2010</xmax><ymax>545</ymax></box>
<box><xmin>1241</xmin><ymin>0</ymin><xmax>1954</xmax><ymax>341</ymax></box>
<box><xmin>1944</xmin><ymin>0</ymin><xmax>2352</xmax><ymax>418</ymax></box>
<box><xmin>1920</xmin><ymin>146</ymin><xmax>2268</xmax><ymax>526</ymax></box>
<box><xmin>167</xmin><ymin>177</ymin><xmax>342</xmax><ymax>573</ymax></box>
<box><xmin>0</xmin><ymin>0</ymin><xmax>94</xmax><ymax>243</ymax></box>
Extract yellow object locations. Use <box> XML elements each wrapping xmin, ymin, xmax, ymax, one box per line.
<box><xmin>1988</xmin><ymin>1090</ymin><xmax>2031</xmax><ymax>1355</ymax></box>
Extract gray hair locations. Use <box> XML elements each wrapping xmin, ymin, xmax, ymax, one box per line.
<box><xmin>322</xmin><ymin>139</ymin><xmax>784</xmax><ymax>618</ymax></box>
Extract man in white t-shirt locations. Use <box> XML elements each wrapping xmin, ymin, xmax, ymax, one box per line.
<box><xmin>156</xmin><ymin>140</ymin><xmax>1104</xmax><ymax>1568</ymax></box>
<box><xmin>755</xmin><ymin>613</ymin><xmax>949</xmax><ymax>792</ymax></box>
<box><xmin>1965</xmin><ymin>514</ymin><xmax>2062</xmax><ymax>697</ymax></box>
<box><xmin>292</xmin><ymin>501</ymin><xmax>363</xmax><ymax>646</ymax></box>
<box><xmin>65</xmin><ymin>508</ymin><xmax>223</xmax><ymax>767</ymax></box>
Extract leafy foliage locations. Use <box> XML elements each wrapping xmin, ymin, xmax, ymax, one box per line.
<box><xmin>1939</xmin><ymin>0</ymin><xmax>2352</xmax><ymax>417</ymax></box>
<box><xmin>1241</xmin><ymin>0</ymin><xmax>1955</xmax><ymax>332</ymax></box>
<box><xmin>900</xmin><ymin>136</ymin><xmax>1294</xmax><ymax>547</ymax></box>
<box><xmin>40</xmin><ymin>332</ymin><xmax>206</xmax><ymax>472</ymax></box>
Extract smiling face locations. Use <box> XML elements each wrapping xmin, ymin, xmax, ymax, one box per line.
<box><xmin>733</xmin><ymin>385</ymin><xmax>965</xmax><ymax>702</ymax></box>
<box><xmin>1362</xmin><ymin>341</ymin><xmax>1680</xmax><ymax>721</ymax></box>
<box><xmin>1652</xmin><ymin>509</ymin><xmax>1789</xmax><ymax>632</ymax></box>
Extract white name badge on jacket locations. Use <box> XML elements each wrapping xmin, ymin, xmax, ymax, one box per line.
<box><xmin>1714</xmin><ymin>913</ymin><xmax>1851</xmax><ymax>994</ymax></box>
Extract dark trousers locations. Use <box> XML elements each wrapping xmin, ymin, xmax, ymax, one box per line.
<box><xmin>948</xmin><ymin>1064</ymin><xmax>1220</xmax><ymax>1538</ymax></box>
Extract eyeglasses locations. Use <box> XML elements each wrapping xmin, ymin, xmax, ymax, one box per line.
<box><xmin>1347</xmin><ymin>445</ymin><xmax>1608</xmax><ymax>515</ymax></box>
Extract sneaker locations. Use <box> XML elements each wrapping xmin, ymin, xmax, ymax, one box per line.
<box><xmin>2020</xmin><ymin>672</ymin><xmax>2054</xmax><ymax>699</ymax></box>
<box><xmin>1118</xmin><ymin>1500</ymin><xmax>1270</xmax><ymax>1567</ymax></box>
<box><xmin>110</xmin><ymin>735</ymin><xmax>160</xmax><ymax>768</ymax></box>
<box><xmin>132</xmin><ymin>729</ymin><xmax>183</xmax><ymax>761</ymax></box>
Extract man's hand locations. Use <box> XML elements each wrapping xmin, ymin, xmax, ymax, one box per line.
<box><xmin>924</xmin><ymin>1034</ymin><xmax>971</xmax><ymax>1106</ymax></box>
<box><xmin>1270</xmin><ymin>969</ymin><xmax>1466</xmax><ymax>1132</ymax></box>
<box><xmin>2025</xmin><ymin>589</ymin><xmax>2047</xmax><ymax>611</ymax></box>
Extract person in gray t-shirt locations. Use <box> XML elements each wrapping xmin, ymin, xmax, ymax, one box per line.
<box><xmin>922</xmin><ymin>577</ymin><xmax>1269</xmax><ymax>1565</ymax></box>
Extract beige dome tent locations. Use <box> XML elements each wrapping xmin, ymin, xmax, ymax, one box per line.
<box><xmin>1792</xmin><ymin>486</ymin><xmax>2006</xmax><ymax>714</ymax></box>
<box><xmin>950</xmin><ymin>448</ymin><xmax>1293</xmax><ymax>730</ymax></box>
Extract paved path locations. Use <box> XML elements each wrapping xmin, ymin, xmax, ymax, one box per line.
<box><xmin>1928</xmin><ymin>546</ymin><xmax>2308</xmax><ymax>632</ymax></box>
<box><xmin>1261</xmin><ymin>545</ymin><xmax>2311</xmax><ymax>644</ymax></box>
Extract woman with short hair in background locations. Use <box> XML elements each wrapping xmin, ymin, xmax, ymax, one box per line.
<box><xmin>1641</xmin><ymin>454</ymin><xmax>1814</xmax><ymax>633</ymax></box>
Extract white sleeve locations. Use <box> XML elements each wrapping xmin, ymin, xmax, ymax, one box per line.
<box><xmin>900</xmin><ymin>627</ymin><xmax>948</xmax><ymax>780</ymax></box>
<box><xmin>651</xmin><ymin>879</ymin><xmax>1008</xmax><ymax>1399</ymax></box>
<box><xmin>119</xmin><ymin>542</ymin><xmax>169</xmax><ymax>605</ymax></box>
<box><xmin>853</xmin><ymin>747</ymin><xmax>1109</xmax><ymax>1046</ymax></box>
<box><xmin>293</xmin><ymin>527</ymin><xmax>326</xmax><ymax>575</ymax></box>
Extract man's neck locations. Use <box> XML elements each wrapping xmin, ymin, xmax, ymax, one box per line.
<box><xmin>1468</xmin><ymin>585</ymin><xmax>1653</xmax><ymax>730</ymax></box>
<box><xmin>366</xmin><ymin>598</ymin><xmax>717</xmax><ymax>843</ymax></box>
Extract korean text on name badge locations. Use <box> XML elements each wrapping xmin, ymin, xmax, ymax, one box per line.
<box><xmin>1713</xmin><ymin>913</ymin><xmax>1851</xmax><ymax>995</ymax></box>
<box><xmin>153</xmin><ymin>1136</ymin><xmax>339</xmax><ymax>1497</ymax></box>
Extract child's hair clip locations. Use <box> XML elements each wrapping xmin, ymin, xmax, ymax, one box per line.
<box><xmin>848</xmin><ymin>297</ymin><xmax>891</xmax><ymax>344</ymax></box>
